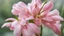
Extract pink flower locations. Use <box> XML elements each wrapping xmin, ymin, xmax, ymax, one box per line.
<box><xmin>11</xmin><ymin>1</ymin><xmax>34</xmax><ymax>20</ymax></box>
<box><xmin>2</xmin><ymin>18</ymin><xmax>40</xmax><ymax>36</ymax></box>
<box><xmin>11</xmin><ymin>0</ymin><xmax>63</xmax><ymax>35</ymax></box>
<box><xmin>11</xmin><ymin>0</ymin><xmax>42</xmax><ymax>20</ymax></box>
<box><xmin>2</xmin><ymin>0</ymin><xmax>64</xmax><ymax>36</ymax></box>
<box><xmin>28</xmin><ymin>0</ymin><xmax>63</xmax><ymax>35</ymax></box>
<box><xmin>28</xmin><ymin>1</ymin><xmax>63</xmax><ymax>35</ymax></box>
<box><xmin>37</xmin><ymin>7</ymin><xmax>63</xmax><ymax>35</ymax></box>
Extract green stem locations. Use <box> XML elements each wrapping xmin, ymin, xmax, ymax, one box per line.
<box><xmin>40</xmin><ymin>25</ymin><xmax>43</xmax><ymax>36</ymax></box>
<box><xmin>61</xmin><ymin>23</ymin><xmax>64</xmax><ymax>36</ymax></box>
<box><xmin>61</xmin><ymin>26</ymin><xmax>63</xmax><ymax>36</ymax></box>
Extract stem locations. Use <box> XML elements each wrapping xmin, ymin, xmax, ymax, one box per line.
<box><xmin>61</xmin><ymin>23</ymin><xmax>64</xmax><ymax>36</ymax></box>
<box><xmin>40</xmin><ymin>25</ymin><xmax>43</xmax><ymax>36</ymax></box>
<box><xmin>61</xmin><ymin>26</ymin><xmax>63</xmax><ymax>36</ymax></box>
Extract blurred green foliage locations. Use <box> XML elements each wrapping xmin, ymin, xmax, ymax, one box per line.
<box><xmin>0</xmin><ymin>0</ymin><xmax>64</xmax><ymax>36</ymax></box>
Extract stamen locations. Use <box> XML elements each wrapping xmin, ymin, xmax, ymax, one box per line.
<box><xmin>39</xmin><ymin>0</ymin><xmax>47</xmax><ymax>14</ymax></box>
<box><xmin>28</xmin><ymin>19</ymin><xmax>34</xmax><ymax>23</ymax></box>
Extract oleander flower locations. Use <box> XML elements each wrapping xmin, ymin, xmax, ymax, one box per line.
<box><xmin>2</xmin><ymin>18</ymin><xmax>40</xmax><ymax>36</ymax></box>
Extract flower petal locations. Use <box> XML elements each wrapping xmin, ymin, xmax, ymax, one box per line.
<box><xmin>19</xmin><ymin>19</ymin><xmax>27</xmax><ymax>25</ymax></box>
<box><xmin>52</xmin><ymin>23</ymin><xmax>61</xmax><ymax>36</ymax></box>
<box><xmin>40</xmin><ymin>10</ymin><xmax>50</xmax><ymax>17</ymax></box>
<box><xmin>47</xmin><ymin>9</ymin><xmax>59</xmax><ymax>16</ymax></box>
<box><xmin>22</xmin><ymin>25</ymin><xmax>35</xmax><ymax>36</ymax></box>
<box><xmin>42</xmin><ymin>22</ymin><xmax>61</xmax><ymax>35</ymax></box>
<box><xmin>25</xmin><ymin>16</ymin><xmax>34</xmax><ymax>20</ymax></box>
<box><xmin>12</xmin><ymin>1</ymin><xmax>28</xmax><ymax>15</ymax></box>
<box><xmin>34</xmin><ymin>18</ymin><xmax>41</xmax><ymax>26</ymax></box>
<box><xmin>31</xmin><ymin>0</ymin><xmax>42</xmax><ymax>8</ymax></box>
<box><xmin>10</xmin><ymin>20</ymin><xmax>19</xmax><ymax>30</ymax></box>
<box><xmin>43</xmin><ymin>0</ymin><xmax>53</xmax><ymax>11</ymax></box>
<box><xmin>11</xmin><ymin>4</ymin><xmax>20</xmax><ymax>15</ymax></box>
<box><xmin>28</xmin><ymin>0</ymin><xmax>42</xmax><ymax>16</ymax></box>
<box><xmin>18</xmin><ymin>12</ymin><xmax>31</xmax><ymax>20</ymax></box>
<box><xmin>1</xmin><ymin>22</ymin><xmax>11</xmax><ymax>28</ymax></box>
<box><xmin>13</xmin><ymin>24</ymin><xmax>21</xmax><ymax>36</ymax></box>
<box><xmin>51</xmin><ymin>15</ymin><xmax>63</xmax><ymax>21</ymax></box>
<box><xmin>28</xmin><ymin>23</ymin><xmax>40</xmax><ymax>36</ymax></box>
<box><xmin>41</xmin><ymin>17</ymin><xmax>54</xmax><ymax>22</ymax></box>
<box><xmin>5</xmin><ymin>18</ymin><xmax>16</xmax><ymax>21</ymax></box>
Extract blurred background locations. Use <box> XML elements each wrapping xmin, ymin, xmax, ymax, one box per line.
<box><xmin>0</xmin><ymin>0</ymin><xmax>64</xmax><ymax>36</ymax></box>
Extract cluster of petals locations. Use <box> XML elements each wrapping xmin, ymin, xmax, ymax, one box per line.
<box><xmin>2</xmin><ymin>0</ymin><xmax>64</xmax><ymax>36</ymax></box>
<box><xmin>2</xmin><ymin>18</ymin><xmax>40</xmax><ymax>36</ymax></box>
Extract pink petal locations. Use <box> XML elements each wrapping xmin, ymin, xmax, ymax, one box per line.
<box><xmin>43</xmin><ymin>0</ymin><xmax>53</xmax><ymax>11</ymax></box>
<box><xmin>34</xmin><ymin>18</ymin><xmax>41</xmax><ymax>26</ymax></box>
<box><xmin>25</xmin><ymin>16</ymin><xmax>34</xmax><ymax>20</ymax></box>
<box><xmin>42</xmin><ymin>22</ymin><xmax>61</xmax><ymax>35</ymax></box>
<box><xmin>11</xmin><ymin>4</ymin><xmax>20</xmax><ymax>15</ymax></box>
<box><xmin>22</xmin><ymin>25</ymin><xmax>35</xmax><ymax>36</ymax></box>
<box><xmin>12</xmin><ymin>1</ymin><xmax>28</xmax><ymax>15</ymax></box>
<box><xmin>11</xmin><ymin>20</ymin><xmax>22</xmax><ymax>36</ymax></box>
<box><xmin>10</xmin><ymin>20</ymin><xmax>19</xmax><ymax>30</ymax></box>
<box><xmin>28</xmin><ymin>3</ymin><xmax>32</xmax><ymax>14</ymax></box>
<box><xmin>51</xmin><ymin>15</ymin><xmax>63</xmax><ymax>21</ymax></box>
<box><xmin>28</xmin><ymin>23</ymin><xmax>40</xmax><ymax>36</ymax></box>
<box><xmin>22</xmin><ymin>29</ymin><xmax>30</xmax><ymax>36</ymax></box>
<box><xmin>18</xmin><ymin>9</ymin><xmax>31</xmax><ymax>19</ymax></box>
<box><xmin>28</xmin><ymin>0</ymin><xmax>42</xmax><ymax>16</ymax></box>
<box><xmin>1</xmin><ymin>22</ymin><xmax>11</xmax><ymax>28</ymax></box>
<box><xmin>40</xmin><ymin>10</ymin><xmax>50</xmax><ymax>17</ymax></box>
<box><xmin>13</xmin><ymin>24</ymin><xmax>21</xmax><ymax>36</ymax></box>
<box><xmin>55</xmin><ymin>21</ymin><xmax>61</xmax><ymax>30</ymax></box>
<box><xmin>53</xmin><ymin>23</ymin><xmax>61</xmax><ymax>35</ymax></box>
<box><xmin>28</xmin><ymin>3</ymin><xmax>40</xmax><ymax>16</ymax></box>
<box><xmin>31</xmin><ymin>0</ymin><xmax>42</xmax><ymax>8</ymax></box>
<box><xmin>32</xmin><ymin>6</ymin><xmax>40</xmax><ymax>16</ymax></box>
<box><xmin>41</xmin><ymin>17</ymin><xmax>54</xmax><ymax>22</ymax></box>
<box><xmin>47</xmin><ymin>9</ymin><xmax>59</xmax><ymax>16</ymax></box>
<box><xmin>5</xmin><ymin>18</ymin><xmax>16</xmax><ymax>21</ymax></box>
<box><xmin>19</xmin><ymin>19</ymin><xmax>27</xmax><ymax>25</ymax></box>
<box><xmin>22</xmin><ymin>29</ymin><xmax>33</xmax><ymax>36</ymax></box>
